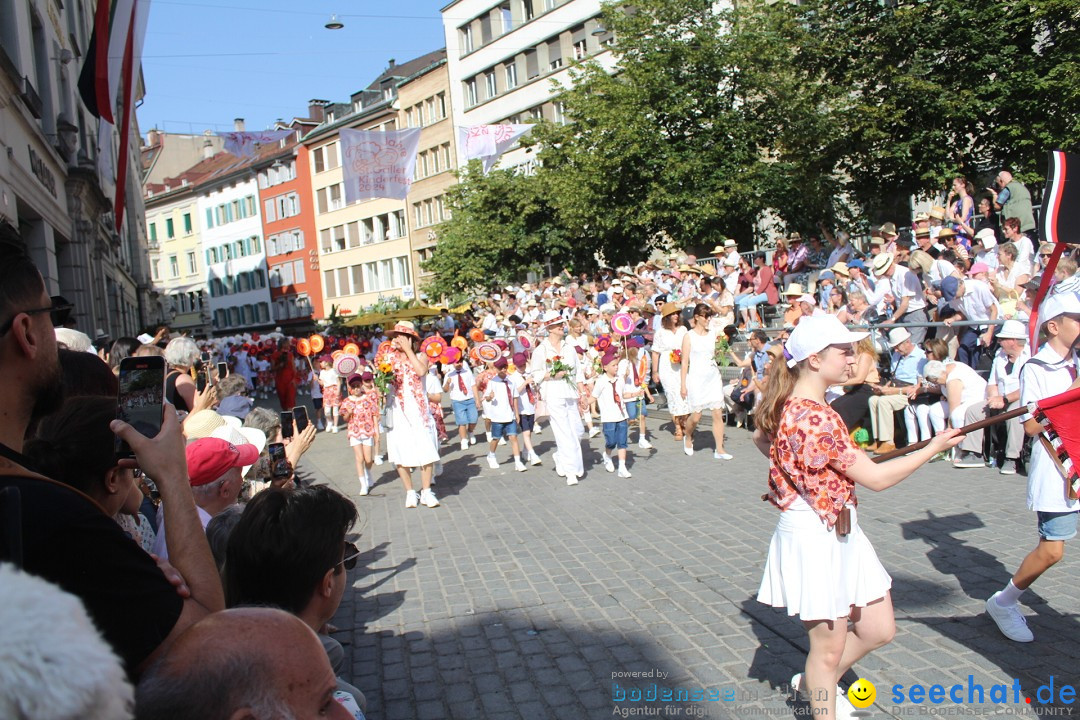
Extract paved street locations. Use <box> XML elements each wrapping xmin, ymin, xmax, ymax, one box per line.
<box><xmin>294</xmin><ymin>408</ymin><xmax>1080</xmax><ymax>720</ymax></box>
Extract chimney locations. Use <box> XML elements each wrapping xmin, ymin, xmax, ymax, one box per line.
<box><xmin>203</xmin><ymin>137</ymin><xmax>214</xmax><ymax>159</ymax></box>
<box><xmin>234</xmin><ymin>118</ymin><xmax>245</xmax><ymax>132</ymax></box>
<box><xmin>146</xmin><ymin>128</ymin><xmax>160</xmax><ymax>147</ymax></box>
<box><xmin>308</xmin><ymin>99</ymin><xmax>328</xmax><ymax>122</ymax></box>
<box><xmin>388</xmin><ymin>58</ymin><xmax>395</xmax><ymax>68</ymax></box>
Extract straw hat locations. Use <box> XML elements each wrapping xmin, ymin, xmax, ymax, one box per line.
<box><xmin>660</xmin><ymin>302</ymin><xmax>681</xmax><ymax>318</ymax></box>
<box><xmin>830</xmin><ymin>262</ymin><xmax>850</xmax><ymax>277</ymax></box>
<box><xmin>782</xmin><ymin>283</ymin><xmax>805</xmax><ymax>297</ymax></box>
<box><xmin>184</xmin><ymin>410</ymin><xmax>227</xmax><ymax>440</ymax></box>
<box><xmin>872</xmin><ymin>253</ymin><xmax>895</xmax><ymax>276</ymax></box>
<box><xmin>386</xmin><ymin>321</ymin><xmax>420</xmax><ymax>340</ymax></box>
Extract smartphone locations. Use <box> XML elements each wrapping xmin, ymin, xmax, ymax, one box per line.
<box><xmin>196</xmin><ymin>369</ymin><xmax>208</xmax><ymax>393</ymax></box>
<box><xmin>216</xmin><ymin>361</ymin><xmax>228</xmax><ymax>379</ymax></box>
<box><xmin>115</xmin><ymin>356</ymin><xmax>167</xmax><ymax>458</ymax></box>
<box><xmin>280</xmin><ymin>411</ymin><xmax>294</xmax><ymax>439</ymax></box>
<box><xmin>293</xmin><ymin>406</ymin><xmax>310</xmax><ymax>433</ymax></box>
<box><xmin>268</xmin><ymin>442</ymin><xmax>290</xmax><ymax>478</ymax></box>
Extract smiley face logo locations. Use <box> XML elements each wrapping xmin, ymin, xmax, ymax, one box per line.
<box><xmin>848</xmin><ymin>678</ymin><xmax>876</xmax><ymax>709</ymax></box>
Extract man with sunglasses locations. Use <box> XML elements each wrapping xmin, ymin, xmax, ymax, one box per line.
<box><xmin>224</xmin><ymin>485</ymin><xmax>365</xmax><ymax>713</ymax></box>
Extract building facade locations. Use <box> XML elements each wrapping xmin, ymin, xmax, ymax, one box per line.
<box><xmin>398</xmin><ymin>56</ymin><xmax>458</xmax><ymax>294</ymax></box>
<box><xmin>1</xmin><ymin>0</ymin><xmax>152</xmax><ymax>340</ymax></box>
<box><xmin>304</xmin><ymin>51</ymin><xmax>444</xmax><ymax>317</ymax></box>
<box><xmin>145</xmin><ymin>181</ymin><xmax>209</xmax><ymax>334</ymax></box>
<box><xmin>441</xmin><ymin>0</ymin><xmax>616</xmax><ymax>171</ymax></box>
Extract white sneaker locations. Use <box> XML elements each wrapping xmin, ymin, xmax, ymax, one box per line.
<box><xmin>405</xmin><ymin>490</ymin><xmax>419</xmax><ymax>508</ymax></box>
<box><xmin>985</xmin><ymin>592</ymin><xmax>1034</xmax><ymax>642</ymax></box>
<box><xmin>554</xmin><ymin>460</ymin><xmax>565</xmax><ymax>477</ymax></box>
<box><xmin>1000</xmin><ymin>459</ymin><xmax>1018</xmax><ymax>476</ymax></box>
<box><xmin>618</xmin><ymin>466</ymin><xmax>632</xmax><ymax>478</ymax></box>
<box><xmin>603</xmin><ymin>456</ymin><xmax>615</xmax><ymax>473</ymax></box>
<box><xmin>374</xmin><ymin>455</ymin><xmax>384</xmax><ymax>466</ymax></box>
<box><xmin>420</xmin><ymin>488</ymin><xmax>440</xmax><ymax>508</ymax></box>
<box><xmin>359</xmin><ymin>476</ymin><xmax>370</xmax><ymax>496</ymax></box>
<box><xmin>566</xmin><ymin>475</ymin><xmax>579</xmax><ymax>486</ymax></box>
<box><xmin>486</xmin><ymin>453</ymin><xmax>500</xmax><ymax>469</ymax></box>
<box><xmin>469</xmin><ymin>435</ymin><xmax>477</xmax><ymax>445</ymax></box>
<box><xmin>499</xmin><ymin>437</ymin><xmax>507</xmax><ymax>445</ymax></box>
<box><xmin>514</xmin><ymin>460</ymin><xmax>527</xmax><ymax>472</ymax></box>
<box><xmin>714</xmin><ymin>451</ymin><xmax>733</xmax><ymax>460</ymax></box>
<box><xmin>460</xmin><ymin>439</ymin><xmax>469</xmax><ymax>451</ymax></box>
<box><xmin>529</xmin><ymin>453</ymin><xmax>542</xmax><ymax>466</ymax></box>
<box><xmin>637</xmin><ymin>438</ymin><xmax>653</xmax><ymax>449</ymax></box>
<box><xmin>534</xmin><ymin>424</ymin><xmax>543</xmax><ymax>435</ymax></box>
<box><xmin>588</xmin><ymin>426</ymin><xmax>600</xmax><ymax>438</ymax></box>
<box><xmin>332</xmin><ymin>425</ymin><xmax>339</xmax><ymax>434</ymax></box>
<box><xmin>790</xmin><ymin>674</ymin><xmax>851</xmax><ymax>713</ymax></box>
<box><xmin>683</xmin><ymin>441</ymin><xmax>694</xmax><ymax>456</ymax></box>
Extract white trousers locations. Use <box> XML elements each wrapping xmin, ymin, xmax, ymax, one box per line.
<box><xmin>547</xmin><ymin>396</ymin><xmax>584</xmax><ymax>477</ymax></box>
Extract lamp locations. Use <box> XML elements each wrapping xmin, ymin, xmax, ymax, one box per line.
<box><xmin>325</xmin><ymin>13</ymin><xmax>344</xmax><ymax>29</ymax></box>
<box><xmin>591</xmin><ymin>25</ymin><xmax>608</xmax><ymax>36</ymax></box>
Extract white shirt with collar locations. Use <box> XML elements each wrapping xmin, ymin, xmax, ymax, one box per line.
<box><xmin>890</xmin><ymin>265</ymin><xmax>926</xmax><ymax>313</ymax></box>
<box><xmin>443</xmin><ymin>364</ymin><xmax>477</xmax><ymax>402</ymax></box>
<box><xmin>528</xmin><ymin>337</ymin><xmax>580</xmax><ymax>401</ymax></box>
<box><xmin>951</xmin><ymin>278</ymin><xmax>999</xmax><ymax>323</ymax></box>
<box><xmin>1020</xmin><ymin>344</ymin><xmax>1080</xmax><ymax>512</ymax></box>
<box><xmin>988</xmin><ymin>345</ymin><xmax>1030</xmax><ymax>397</ymax></box>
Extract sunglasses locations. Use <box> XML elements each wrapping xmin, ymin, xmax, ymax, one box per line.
<box><xmin>0</xmin><ymin>300</ymin><xmax>74</xmax><ymax>336</ymax></box>
<box><xmin>338</xmin><ymin>542</ymin><xmax>361</xmax><ymax>571</ymax></box>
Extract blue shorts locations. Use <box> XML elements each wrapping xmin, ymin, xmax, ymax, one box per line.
<box><xmin>626</xmin><ymin>398</ymin><xmax>647</xmax><ymax>420</ymax></box>
<box><xmin>452</xmin><ymin>399</ymin><xmax>478</xmax><ymax>427</ymax></box>
<box><xmin>491</xmin><ymin>420</ymin><xmax>519</xmax><ymax>439</ymax></box>
<box><xmin>603</xmin><ymin>420</ymin><xmax>628</xmax><ymax>450</ymax></box>
<box><xmin>1037</xmin><ymin>511</ymin><xmax>1078</xmax><ymax>541</ymax></box>
<box><xmin>312</xmin><ymin>398</ymin><xmax>323</xmax><ymax>410</ymax></box>
<box><xmin>518</xmin><ymin>413</ymin><xmax>535</xmax><ymax>433</ymax></box>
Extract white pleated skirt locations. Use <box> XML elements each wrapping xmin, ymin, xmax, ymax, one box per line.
<box><xmin>757</xmin><ymin>496</ymin><xmax>892</xmax><ymax>621</ymax></box>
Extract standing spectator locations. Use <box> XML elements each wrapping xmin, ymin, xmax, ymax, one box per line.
<box><xmin>164</xmin><ymin>336</ymin><xmax>200</xmax><ymax>414</ymax></box>
<box><xmin>946</xmin><ymin>176</ymin><xmax>976</xmax><ymax>245</ymax></box>
<box><xmin>965</xmin><ymin>196</ymin><xmax>1000</xmax><ymax>242</ymax></box>
<box><xmin>940</xmin><ymin>273</ymin><xmax>999</xmax><ymax>367</ymax></box>
<box><xmin>872</xmin><ymin>253</ymin><xmax>930</xmax><ymax>345</ymax></box>
<box><xmin>991</xmin><ymin>169</ymin><xmax>1037</xmax><ymax>240</ymax></box>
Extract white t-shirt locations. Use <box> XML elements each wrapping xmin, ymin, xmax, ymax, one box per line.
<box><xmin>943</xmin><ymin>361</ymin><xmax>988</xmax><ymax>406</ymax></box>
<box><xmin>482</xmin><ymin>374</ymin><xmax>518</xmax><ymax>423</ymax></box>
<box><xmin>511</xmin><ymin>371</ymin><xmax>536</xmax><ymax>415</ymax></box>
<box><xmin>1020</xmin><ymin>345</ymin><xmax>1080</xmax><ymax>513</ymax></box>
<box><xmin>952</xmin><ymin>278</ymin><xmax>999</xmax><ymax>323</ymax></box>
<box><xmin>593</xmin><ymin>373</ymin><xmax>629</xmax><ymax>423</ymax></box>
<box><xmin>929</xmin><ymin>259</ymin><xmax>959</xmax><ymax>287</ymax></box>
<box><xmin>890</xmin><ymin>265</ymin><xmax>926</xmax><ymax>313</ymax></box>
<box><xmin>443</xmin><ymin>365</ymin><xmax>476</xmax><ymax>402</ymax></box>
<box><xmin>319</xmin><ymin>368</ymin><xmax>340</xmax><ymax>391</ymax></box>
<box><xmin>424</xmin><ymin>371</ymin><xmax>442</xmax><ymax>399</ymax></box>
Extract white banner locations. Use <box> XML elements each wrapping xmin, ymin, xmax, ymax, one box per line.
<box><xmin>340</xmin><ymin>127</ymin><xmax>421</xmax><ymax>202</ymax></box>
<box><xmin>216</xmin><ymin>129</ymin><xmax>294</xmax><ymax>158</ymax></box>
<box><xmin>457</xmin><ymin>124</ymin><xmax>534</xmax><ymax>173</ymax></box>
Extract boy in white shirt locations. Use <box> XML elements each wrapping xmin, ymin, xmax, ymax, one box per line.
<box><xmin>511</xmin><ymin>352</ymin><xmax>542</xmax><ymax>466</ymax></box>
<box><xmin>481</xmin><ymin>358</ymin><xmax>526</xmax><ymax>472</ymax></box>
<box><xmin>594</xmin><ymin>348</ymin><xmax>641</xmax><ymax>478</ymax></box>
<box><xmin>985</xmin><ymin>293</ymin><xmax>1080</xmax><ymax>643</ymax></box>
<box><xmin>442</xmin><ymin>348</ymin><xmax>479</xmax><ymax>450</ymax></box>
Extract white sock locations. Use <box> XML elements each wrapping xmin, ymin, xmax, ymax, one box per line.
<box><xmin>996</xmin><ymin>580</ymin><xmax>1024</xmax><ymax>607</ymax></box>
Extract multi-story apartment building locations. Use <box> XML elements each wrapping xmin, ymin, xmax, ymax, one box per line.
<box><xmin>397</xmin><ymin>54</ymin><xmax>458</xmax><ymax>292</ymax></box>
<box><xmin>441</xmin><ymin>0</ymin><xmax>617</xmax><ymax>171</ymax></box>
<box><xmin>256</xmin><ymin>112</ymin><xmax>323</xmax><ymax>330</ymax></box>
<box><xmin>304</xmin><ymin>51</ymin><xmax>444</xmax><ymax>317</ymax></box>
<box><xmin>1</xmin><ymin>0</ymin><xmax>152</xmax><ymax>339</ymax></box>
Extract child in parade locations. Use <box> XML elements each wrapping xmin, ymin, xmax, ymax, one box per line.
<box><xmin>595</xmin><ymin>348</ymin><xmax>638</xmax><ymax>477</ymax></box>
<box><xmin>339</xmin><ymin>372</ymin><xmax>380</xmax><ymax>495</ymax></box>
<box><xmin>482</xmin><ymin>358</ymin><xmax>526</xmax><ymax>472</ymax></box>
<box><xmin>318</xmin><ymin>356</ymin><xmax>342</xmax><ymax>433</ymax></box>
<box><xmin>621</xmin><ymin>337</ymin><xmax>653</xmax><ymax>449</ymax></box>
<box><xmin>443</xmin><ymin>348</ymin><xmax>480</xmax><ymax>451</ymax></box>
<box><xmin>511</xmin><ymin>352</ymin><xmax>542</xmax><ymax>466</ymax></box>
<box><xmin>753</xmin><ymin>315</ymin><xmax>962</xmax><ymax>720</ymax></box>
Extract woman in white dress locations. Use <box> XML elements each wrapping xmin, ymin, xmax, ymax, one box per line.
<box><xmin>383</xmin><ymin>321</ymin><xmax>441</xmax><ymax>509</ymax></box>
<box><xmin>679</xmin><ymin>303</ymin><xmax>731</xmax><ymax>460</ymax></box>
<box><xmin>528</xmin><ymin>311</ymin><xmax>585</xmax><ymax>484</ymax></box>
<box><xmin>650</xmin><ymin>302</ymin><xmax>690</xmax><ymax>441</ymax></box>
<box><xmin>753</xmin><ymin>315</ymin><xmax>962</xmax><ymax>720</ymax></box>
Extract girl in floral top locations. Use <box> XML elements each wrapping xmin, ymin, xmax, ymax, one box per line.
<box><xmin>752</xmin><ymin>315</ymin><xmax>961</xmax><ymax>720</ymax></box>
<box><xmin>339</xmin><ymin>372</ymin><xmax>380</xmax><ymax>496</ymax></box>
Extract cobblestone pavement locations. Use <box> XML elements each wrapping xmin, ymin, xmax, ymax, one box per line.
<box><xmin>293</xmin><ymin>407</ymin><xmax>1080</xmax><ymax>720</ymax></box>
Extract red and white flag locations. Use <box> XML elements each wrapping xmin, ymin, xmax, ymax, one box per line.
<box><xmin>339</xmin><ymin>128</ymin><xmax>421</xmax><ymax>202</ymax></box>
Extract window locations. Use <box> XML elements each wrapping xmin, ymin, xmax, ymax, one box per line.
<box><xmin>548</xmin><ymin>39</ymin><xmax>563</xmax><ymax>70</ymax></box>
<box><xmin>293</xmin><ymin>259</ymin><xmax>306</xmax><ymax>284</ymax></box>
<box><xmin>525</xmin><ymin>49</ymin><xmax>539</xmax><ymax>79</ymax></box>
<box><xmin>165</xmin><ymin>218</ymin><xmax>175</xmax><ymax>239</ymax></box>
<box><xmin>499</xmin><ymin>4</ymin><xmax>512</xmax><ymax>33</ymax></box>
<box><xmin>205</xmin><ymin>208</ymin><xmax>213</xmax><ymax>229</ymax></box>
<box><xmin>544</xmin><ymin>0</ymin><xmax>556</xmax><ymax>9</ymax></box>
<box><xmin>264</xmin><ymin>198</ymin><xmax>276</xmax><ymax>222</ymax></box>
<box><xmin>437</xmin><ymin>92</ymin><xmax>447</xmax><ymax>120</ymax></box>
<box><xmin>523</xmin><ymin>0</ymin><xmax>534</xmax><ymax>21</ymax></box>
<box><xmin>149</xmin><ymin>223</ymin><xmax>157</xmax><ymax>243</ymax></box>
<box><xmin>442</xmin><ymin>144</ymin><xmax>452</xmax><ymax>169</ymax></box>
<box><xmin>573</xmin><ymin>39</ymin><xmax>587</xmax><ymax>60</ymax></box>
<box><xmin>505</xmin><ymin>63</ymin><xmax>518</xmax><ymax>90</ymax></box>
<box><xmin>183</xmin><ymin>213</ymin><xmax>192</xmax><ymax>234</ymax></box>
<box><xmin>313</xmin><ymin>146</ymin><xmax>325</xmax><ymax>173</ymax></box>
<box><xmin>151</xmin><ymin>259</ymin><xmax>159</xmax><ymax>280</ymax></box>
<box><xmin>461</xmin><ymin>24</ymin><xmax>474</xmax><ymax>54</ymax></box>
<box><xmin>329</xmin><ymin>184</ymin><xmax>343</xmax><ymax>211</ymax></box>
<box><xmin>336</xmin><ymin>267</ymin><xmax>350</xmax><ymax>296</ymax></box>
<box><xmin>553</xmin><ymin>101</ymin><xmax>566</xmax><ymax>124</ymax></box>
<box><xmin>346</xmin><ymin>221</ymin><xmax>360</xmax><ymax>248</ymax></box>
<box><xmin>485</xmin><ymin>72</ymin><xmax>497</xmax><ymax>99</ymax></box>
<box><xmin>169</xmin><ymin>255</ymin><xmax>179</xmax><ymax>278</ymax></box>
<box><xmin>250</xmin><ymin>236</ymin><xmax>261</xmax><ymax>254</ymax></box>
<box><xmin>325</xmin><ymin>143</ymin><xmax>339</xmax><ymax>171</ymax></box>
<box><xmin>480</xmin><ymin>14</ymin><xmax>492</xmax><ymax>44</ymax></box>
<box><xmin>187</xmin><ymin>252</ymin><xmax>197</xmax><ymax>274</ymax></box>
<box><xmin>323</xmin><ymin>269</ymin><xmax>336</xmax><ymax>298</ymax></box>
<box><xmin>350</xmin><ymin>265</ymin><xmax>364</xmax><ymax>295</ymax></box>
<box><xmin>465</xmin><ymin>78</ymin><xmax>478</xmax><ymax>106</ymax></box>
<box><xmin>333</xmin><ymin>224</ymin><xmax>346</xmax><ymax>251</ymax></box>
<box><xmin>320</xmin><ymin>228</ymin><xmax>333</xmax><ymax>253</ymax></box>
<box><xmin>393</xmin><ymin>210</ymin><xmax>406</xmax><ymax>238</ymax></box>
<box><xmin>316</xmin><ymin>188</ymin><xmax>327</xmax><ymax>214</ymax></box>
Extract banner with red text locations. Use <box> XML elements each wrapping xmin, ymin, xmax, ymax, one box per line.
<box><xmin>457</xmin><ymin>124</ymin><xmax>534</xmax><ymax>173</ymax></box>
<box><xmin>340</xmin><ymin>128</ymin><xmax>422</xmax><ymax>202</ymax></box>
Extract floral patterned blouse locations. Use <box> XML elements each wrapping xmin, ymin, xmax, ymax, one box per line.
<box><xmin>767</xmin><ymin>398</ymin><xmax>859</xmax><ymax>529</ymax></box>
<box><xmin>340</xmin><ymin>389</ymin><xmax>380</xmax><ymax>439</ymax></box>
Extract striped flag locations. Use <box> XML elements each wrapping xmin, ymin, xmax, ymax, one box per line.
<box><xmin>77</xmin><ymin>0</ymin><xmax>151</xmax><ymax>232</ymax></box>
<box><xmin>1028</xmin><ymin>150</ymin><xmax>1080</xmax><ymax>346</ymax></box>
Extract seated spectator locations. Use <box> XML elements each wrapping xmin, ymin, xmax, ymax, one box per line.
<box><xmin>825</xmin><ymin>284</ymin><xmax>847</xmax><ymax>315</ymax></box>
<box><xmin>940</xmin><ymin>272</ymin><xmax>1000</xmax><ymax>367</ymax></box>
<box><xmin>953</xmin><ymin>319</ymin><xmax>1030</xmax><ymax>473</ymax></box>
<box><xmin>830</xmin><ymin>335</ymin><xmax>880</xmax><ymax>433</ymax></box>
<box><xmin>973</xmin><ymin>228</ymin><xmax>1000</xmax><ymax>271</ymax></box>
<box><xmin>783</xmin><ymin>233</ymin><xmax>809</xmax><ymax>286</ymax></box>
<box><xmin>836</xmin><ymin>289</ymin><xmax>872</xmax><ymax>325</ymax></box>
<box><xmin>725</xmin><ymin>330</ymin><xmax>770</xmax><ymax>425</ymax></box>
<box><xmin>990</xmin><ymin>242</ymin><xmax>1031</xmax><ymax>318</ymax></box>
<box><xmin>134</xmin><ymin>607</ymin><xmax>355</xmax><ymax>720</ymax></box>
<box><xmin>914</xmin><ymin>360</ymin><xmax>987</xmax><ymax>452</ymax></box>
<box><xmin>0</xmin><ymin>237</ymin><xmax>223</xmax><ymax>677</ymax></box>
<box><xmin>224</xmin><ymin>486</ymin><xmax>365</xmax><ymax>711</ymax></box>
<box><xmin>866</xmin><ymin>328</ymin><xmax>928</xmax><ymax>454</ymax></box>
<box><xmin>734</xmin><ymin>253</ymin><xmax>778</xmax><ymax>328</ymax></box>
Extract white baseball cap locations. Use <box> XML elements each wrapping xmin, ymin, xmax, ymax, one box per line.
<box><xmin>784</xmin><ymin>315</ymin><xmax>868</xmax><ymax>368</ymax></box>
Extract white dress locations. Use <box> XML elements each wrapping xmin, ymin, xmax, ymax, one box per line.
<box><xmin>684</xmin><ymin>329</ymin><xmax>725</xmax><ymax>413</ymax></box>
<box><xmin>653</xmin><ymin>326</ymin><xmax>690</xmax><ymax>416</ymax></box>
<box><xmin>386</xmin><ymin>359</ymin><xmax>440</xmax><ymax>468</ymax></box>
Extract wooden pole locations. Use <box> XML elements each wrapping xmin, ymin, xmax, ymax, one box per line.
<box><xmin>871</xmin><ymin>404</ymin><xmax>1032</xmax><ymax>463</ymax></box>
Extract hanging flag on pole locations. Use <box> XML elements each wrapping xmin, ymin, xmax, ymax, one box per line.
<box><xmin>77</xmin><ymin>0</ymin><xmax>151</xmax><ymax>232</ymax></box>
<box><xmin>456</xmin><ymin>124</ymin><xmax>534</xmax><ymax>173</ymax></box>
<box><xmin>1028</xmin><ymin>150</ymin><xmax>1080</xmax><ymax>347</ymax></box>
<box><xmin>216</xmin><ymin>129</ymin><xmax>294</xmax><ymax>159</ymax></box>
<box><xmin>339</xmin><ymin>128</ymin><xmax>421</xmax><ymax>202</ymax></box>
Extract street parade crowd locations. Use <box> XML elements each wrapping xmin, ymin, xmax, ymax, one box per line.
<box><xmin>5</xmin><ymin>168</ymin><xmax>1080</xmax><ymax>720</ymax></box>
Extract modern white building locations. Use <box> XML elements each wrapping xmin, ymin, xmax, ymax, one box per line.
<box><xmin>441</xmin><ymin>0</ymin><xmax>617</xmax><ymax>171</ymax></box>
<box><xmin>195</xmin><ymin>165</ymin><xmax>273</xmax><ymax>333</ymax></box>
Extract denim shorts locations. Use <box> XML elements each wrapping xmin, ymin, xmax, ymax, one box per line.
<box><xmin>603</xmin><ymin>420</ymin><xmax>628</xmax><ymax>450</ymax></box>
<box><xmin>518</xmin><ymin>413</ymin><xmax>535</xmax><ymax>433</ymax></box>
<box><xmin>626</xmin><ymin>398</ymin><xmax>647</xmax><ymax>420</ymax></box>
<box><xmin>452</xmin><ymin>399</ymin><xmax>478</xmax><ymax>427</ymax></box>
<box><xmin>1037</xmin><ymin>511</ymin><xmax>1078</xmax><ymax>541</ymax></box>
<box><xmin>491</xmin><ymin>420</ymin><xmax>519</xmax><ymax>439</ymax></box>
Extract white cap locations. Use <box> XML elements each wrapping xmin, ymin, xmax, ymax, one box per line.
<box><xmin>599</xmin><ymin>302</ymin><xmax>616</xmax><ymax>314</ymax></box>
<box><xmin>976</xmin><ymin>228</ymin><xmax>998</xmax><ymax>248</ymax></box>
<box><xmin>796</xmin><ymin>294</ymin><xmax>817</xmax><ymax>305</ymax></box>
<box><xmin>996</xmin><ymin>319</ymin><xmax>1028</xmax><ymax>340</ymax></box>
<box><xmin>888</xmin><ymin>327</ymin><xmax>912</xmax><ymax>347</ymax></box>
<box><xmin>1039</xmin><ymin>292</ymin><xmax>1080</xmax><ymax>331</ymax></box>
<box><xmin>586</xmin><ymin>307</ymin><xmax>600</xmax><ymax>315</ymax></box>
<box><xmin>784</xmin><ymin>315</ymin><xmax>868</xmax><ymax>368</ymax></box>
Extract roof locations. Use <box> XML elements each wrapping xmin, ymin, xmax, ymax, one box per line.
<box><xmin>353</xmin><ymin>49</ymin><xmax>446</xmax><ymax>101</ymax></box>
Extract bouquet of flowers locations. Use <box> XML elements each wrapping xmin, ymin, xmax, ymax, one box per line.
<box><xmin>373</xmin><ymin>360</ymin><xmax>395</xmax><ymax>398</ymax></box>
<box><xmin>670</xmin><ymin>349</ymin><xmax>682</xmax><ymax>365</ymax></box>
<box><xmin>549</xmin><ymin>355</ymin><xmax>577</xmax><ymax>389</ymax></box>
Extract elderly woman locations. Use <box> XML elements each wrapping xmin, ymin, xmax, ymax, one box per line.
<box><xmin>991</xmin><ymin>242</ymin><xmax>1031</xmax><ymax>319</ymax></box>
<box><xmin>164</xmin><ymin>336</ymin><xmax>200</xmax><ymax>413</ymax></box>
<box><xmin>919</xmin><ymin>360</ymin><xmax>988</xmax><ymax>457</ymax></box>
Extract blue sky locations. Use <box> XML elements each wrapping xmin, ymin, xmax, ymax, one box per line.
<box><xmin>136</xmin><ymin>0</ymin><xmax>449</xmax><ymax>135</ymax></box>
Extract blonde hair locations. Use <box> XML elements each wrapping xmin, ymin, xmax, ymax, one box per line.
<box><xmin>856</xmin><ymin>335</ymin><xmax>878</xmax><ymax>362</ymax></box>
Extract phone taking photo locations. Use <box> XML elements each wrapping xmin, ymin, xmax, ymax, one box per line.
<box><xmin>115</xmin><ymin>356</ymin><xmax>166</xmax><ymax>458</ymax></box>
<box><xmin>216</xmin><ymin>361</ymin><xmax>228</xmax><ymax>380</ymax></box>
<box><xmin>292</xmin><ymin>406</ymin><xmax>310</xmax><ymax>433</ymax></box>
<box><xmin>268</xmin><ymin>442</ymin><xmax>290</xmax><ymax>478</ymax></box>
<box><xmin>280</xmin><ymin>411</ymin><xmax>294</xmax><ymax>439</ymax></box>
